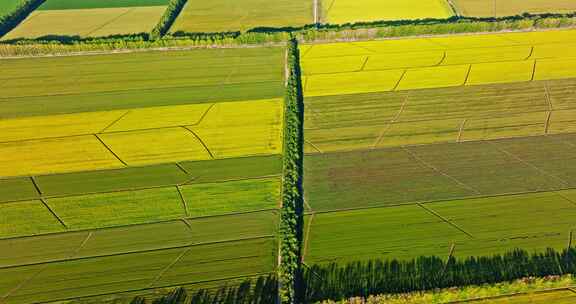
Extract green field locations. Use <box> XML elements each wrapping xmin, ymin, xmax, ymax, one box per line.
<box><xmin>321</xmin><ymin>0</ymin><xmax>453</xmax><ymax>24</ymax></box>
<box><xmin>452</xmin><ymin>0</ymin><xmax>576</xmax><ymax>17</ymax></box>
<box><xmin>304</xmin><ymin>189</ymin><xmax>576</xmax><ymax>264</ymax></box>
<box><xmin>171</xmin><ymin>0</ymin><xmax>312</xmax><ymax>33</ymax></box>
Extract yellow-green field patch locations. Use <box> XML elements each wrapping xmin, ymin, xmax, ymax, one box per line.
<box><xmin>452</xmin><ymin>0</ymin><xmax>576</xmax><ymax>17</ymax></box>
<box><xmin>0</xmin><ymin>201</ymin><xmax>65</xmax><ymax>239</ymax></box>
<box><xmin>466</xmin><ymin>60</ymin><xmax>535</xmax><ymax>85</ymax></box>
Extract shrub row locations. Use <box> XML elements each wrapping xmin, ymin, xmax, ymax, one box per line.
<box><xmin>302</xmin><ymin>247</ymin><xmax>576</xmax><ymax>303</ymax></box>
<box><xmin>150</xmin><ymin>0</ymin><xmax>188</xmax><ymax>40</ymax></box>
<box><xmin>0</xmin><ymin>0</ymin><xmax>45</xmax><ymax>38</ymax></box>
<box><xmin>278</xmin><ymin>37</ymin><xmax>305</xmax><ymax>304</ymax></box>
<box><xmin>130</xmin><ymin>275</ymin><xmax>277</xmax><ymax>304</ymax></box>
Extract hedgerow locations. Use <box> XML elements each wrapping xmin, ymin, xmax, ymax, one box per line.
<box><xmin>149</xmin><ymin>0</ymin><xmax>188</xmax><ymax>40</ymax></box>
<box><xmin>0</xmin><ymin>0</ymin><xmax>46</xmax><ymax>38</ymax></box>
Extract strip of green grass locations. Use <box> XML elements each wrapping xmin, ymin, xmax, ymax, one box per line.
<box><xmin>45</xmin><ymin>187</ymin><xmax>185</xmax><ymax>230</ymax></box>
<box><xmin>0</xmin><ymin>0</ymin><xmax>20</xmax><ymax>17</ymax></box>
<box><xmin>180</xmin><ymin>177</ymin><xmax>281</xmax><ymax>217</ymax></box>
<box><xmin>38</xmin><ymin>0</ymin><xmax>169</xmax><ymax>10</ymax></box>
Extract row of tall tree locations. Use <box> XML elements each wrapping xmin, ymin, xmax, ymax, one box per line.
<box><xmin>302</xmin><ymin>247</ymin><xmax>576</xmax><ymax>302</ymax></box>
<box><xmin>0</xmin><ymin>0</ymin><xmax>45</xmax><ymax>38</ymax></box>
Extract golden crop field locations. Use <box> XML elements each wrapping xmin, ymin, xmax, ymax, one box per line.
<box><xmin>322</xmin><ymin>0</ymin><xmax>453</xmax><ymax>24</ymax></box>
<box><xmin>452</xmin><ymin>0</ymin><xmax>576</xmax><ymax>17</ymax></box>
<box><xmin>0</xmin><ymin>99</ymin><xmax>283</xmax><ymax>178</ymax></box>
<box><xmin>301</xmin><ymin>29</ymin><xmax>576</xmax><ymax>97</ymax></box>
<box><xmin>2</xmin><ymin>7</ymin><xmax>167</xmax><ymax>40</ymax></box>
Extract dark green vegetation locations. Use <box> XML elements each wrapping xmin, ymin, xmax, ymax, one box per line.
<box><xmin>0</xmin><ymin>0</ymin><xmax>20</xmax><ymax>16</ymax></box>
<box><xmin>0</xmin><ymin>47</ymin><xmax>284</xmax><ymax>119</ymax></box>
<box><xmin>38</xmin><ymin>0</ymin><xmax>169</xmax><ymax>10</ymax></box>
<box><xmin>305</xmin><ymin>133</ymin><xmax>576</xmax><ymax>212</ymax></box>
<box><xmin>278</xmin><ymin>38</ymin><xmax>304</xmax><ymax>304</ymax></box>
<box><xmin>302</xmin><ymin>247</ymin><xmax>576</xmax><ymax>303</ymax></box>
<box><xmin>0</xmin><ymin>0</ymin><xmax>44</xmax><ymax>37</ymax></box>
<box><xmin>150</xmin><ymin>0</ymin><xmax>187</xmax><ymax>39</ymax></box>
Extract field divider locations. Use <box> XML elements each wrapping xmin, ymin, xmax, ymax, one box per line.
<box><xmin>175</xmin><ymin>186</ymin><xmax>190</xmax><ymax>217</ymax></box>
<box><xmin>147</xmin><ymin>247</ymin><xmax>193</xmax><ymax>288</ymax></box>
<box><xmin>180</xmin><ymin>218</ymin><xmax>193</xmax><ymax>232</ymax></box>
<box><xmin>29</xmin><ymin>176</ymin><xmax>43</xmax><ymax>196</ymax></box>
<box><xmin>359</xmin><ymin>56</ymin><xmax>370</xmax><ymax>71</ymax></box>
<box><xmin>531</xmin><ymin>59</ymin><xmax>538</xmax><ymax>81</ymax></box>
<box><xmin>556</xmin><ymin>192</ymin><xmax>576</xmax><ymax>208</ymax></box>
<box><xmin>0</xmin><ymin>264</ymin><xmax>51</xmax><ymax>304</ymax></box>
<box><xmin>402</xmin><ymin>146</ymin><xmax>481</xmax><ymax>195</ymax></box>
<box><xmin>544</xmin><ymin>82</ymin><xmax>553</xmax><ymax>111</ymax></box>
<box><xmin>487</xmin><ymin>141</ymin><xmax>570</xmax><ymax>187</ymax></box>
<box><xmin>301</xmin><ymin>212</ymin><xmax>316</xmax><ymax>262</ymax></box>
<box><xmin>98</xmin><ymin>110</ymin><xmax>131</xmax><ymax>134</ymax></box>
<box><xmin>457</xmin><ymin>118</ymin><xmax>467</xmax><ymax>142</ymax></box>
<box><xmin>181</xmin><ymin>126</ymin><xmax>215</xmax><ymax>159</ymax></box>
<box><xmin>373</xmin><ymin>96</ymin><xmax>408</xmax><ymax>148</ymax></box>
<box><xmin>305</xmin><ymin>139</ymin><xmax>323</xmax><ymax>153</ymax></box>
<box><xmin>40</xmin><ymin>198</ymin><xmax>68</xmax><ymax>230</ymax></box>
<box><xmin>190</xmin><ymin>103</ymin><xmax>216</xmax><ymax>126</ymax></box>
<box><xmin>462</xmin><ymin>64</ymin><xmax>472</xmax><ymax>86</ymax></box>
<box><xmin>93</xmin><ymin>134</ymin><xmax>128</xmax><ymax>167</ymax></box>
<box><xmin>444</xmin><ymin>286</ymin><xmax>576</xmax><ymax>303</ymax></box>
<box><xmin>418</xmin><ymin>203</ymin><xmax>474</xmax><ymax>239</ymax></box>
<box><xmin>544</xmin><ymin>111</ymin><xmax>552</xmax><ymax>134</ymax></box>
<box><xmin>392</xmin><ymin>69</ymin><xmax>407</xmax><ymax>91</ymax></box>
<box><xmin>525</xmin><ymin>46</ymin><xmax>535</xmax><ymax>60</ymax></box>
<box><xmin>0</xmin><ymin>235</ymin><xmax>276</xmax><ymax>271</ymax></box>
<box><xmin>436</xmin><ymin>51</ymin><xmax>447</xmax><ymax>66</ymax></box>
<box><xmin>69</xmin><ymin>231</ymin><xmax>94</xmax><ymax>258</ymax></box>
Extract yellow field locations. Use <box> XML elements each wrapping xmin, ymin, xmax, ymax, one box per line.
<box><xmin>301</xmin><ymin>30</ymin><xmax>576</xmax><ymax>97</ymax></box>
<box><xmin>0</xmin><ymin>136</ymin><xmax>123</xmax><ymax>177</ymax></box>
<box><xmin>0</xmin><ymin>201</ymin><xmax>65</xmax><ymax>238</ymax></box>
<box><xmin>0</xmin><ymin>99</ymin><xmax>283</xmax><ymax>178</ymax></box>
<box><xmin>453</xmin><ymin>0</ymin><xmax>576</xmax><ymax>17</ymax></box>
<box><xmin>323</xmin><ymin>0</ymin><xmax>453</xmax><ymax>24</ymax></box>
<box><xmin>1</xmin><ymin>6</ymin><xmax>166</xmax><ymax>40</ymax></box>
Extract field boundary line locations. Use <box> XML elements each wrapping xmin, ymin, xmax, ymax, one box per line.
<box><xmin>418</xmin><ymin>203</ymin><xmax>474</xmax><ymax>239</ymax></box>
<box><xmin>303</xmin><ymin>197</ymin><xmax>314</xmax><ymax>212</ymax></box>
<box><xmin>402</xmin><ymin>146</ymin><xmax>481</xmax><ymax>195</ymax></box>
<box><xmin>436</xmin><ymin>51</ymin><xmax>447</xmax><ymax>66</ymax></box>
<box><xmin>392</xmin><ymin>69</ymin><xmax>407</xmax><ymax>91</ymax></box>
<box><xmin>30</xmin><ymin>176</ymin><xmax>43</xmax><ymax>196</ymax></box>
<box><xmin>525</xmin><ymin>46</ymin><xmax>535</xmax><ymax>60</ymax></box>
<box><xmin>487</xmin><ymin>141</ymin><xmax>570</xmax><ymax>187</ymax></box>
<box><xmin>147</xmin><ymin>247</ymin><xmax>193</xmax><ymax>288</ymax></box>
<box><xmin>98</xmin><ymin>110</ymin><xmax>131</xmax><ymax>133</ymax></box>
<box><xmin>305</xmin><ymin>139</ymin><xmax>324</xmax><ymax>153</ymax></box>
<box><xmin>84</xmin><ymin>7</ymin><xmax>136</xmax><ymax>37</ymax></box>
<box><xmin>93</xmin><ymin>134</ymin><xmax>129</xmax><ymax>167</ymax></box>
<box><xmin>190</xmin><ymin>103</ymin><xmax>216</xmax><ymax>126</ymax></box>
<box><xmin>313</xmin><ymin>0</ymin><xmax>319</xmax><ymax>24</ymax></box>
<box><xmin>531</xmin><ymin>59</ymin><xmax>537</xmax><ymax>81</ymax></box>
<box><xmin>445</xmin><ymin>0</ymin><xmax>460</xmax><ymax>17</ymax></box>
<box><xmin>180</xmin><ymin>218</ymin><xmax>193</xmax><ymax>232</ymax></box>
<box><xmin>556</xmin><ymin>192</ymin><xmax>576</xmax><ymax>207</ymax></box>
<box><xmin>71</xmin><ymin>231</ymin><xmax>94</xmax><ymax>257</ymax></box>
<box><xmin>359</xmin><ymin>56</ymin><xmax>370</xmax><ymax>71</ymax></box>
<box><xmin>0</xmin><ymin>264</ymin><xmax>51</xmax><ymax>304</ymax></box>
<box><xmin>175</xmin><ymin>186</ymin><xmax>190</xmax><ymax>217</ymax></box>
<box><xmin>462</xmin><ymin>64</ymin><xmax>472</xmax><ymax>85</ymax></box>
<box><xmin>457</xmin><ymin>118</ymin><xmax>467</xmax><ymax>142</ymax></box>
<box><xmin>182</xmin><ymin>126</ymin><xmax>215</xmax><ymax>159</ymax></box>
<box><xmin>544</xmin><ymin>111</ymin><xmax>552</xmax><ymax>134</ymax></box>
<box><xmin>373</xmin><ymin>96</ymin><xmax>408</xmax><ymax>148</ymax></box>
<box><xmin>544</xmin><ymin>82</ymin><xmax>553</xmax><ymax>111</ymax></box>
<box><xmin>33</xmin><ymin>272</ymin><xmax>275</xmax><ymax>304</ymax></box>
<box><xmin>301</xmin><ymin>212</ymin><xmax>316</xmax><ymax>262</ymax></box>
<box><xmin>0</xmin><ymin>235</ymin><xmax>276</xmax><ymax>271</ymax></box>
<box><xmin>568</xmin><ymin>287</ymin><xmax>576</xmax><ymax>294</ymax></box>
<box><xmin>40</xmin><ymin>199</ymin><xmax>68</xmax><ymax>230</ymax></box>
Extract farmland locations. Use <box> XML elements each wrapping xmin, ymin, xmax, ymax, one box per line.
<box><xmin>1</xmin><ymin>0</ymin><xmax>170</xmax><ymax>40</ymax></box>
<box><xmin>0</xmin><ymin>0</ymin><xmax>19</xmax><ymax>17</ymax></box>
<box><xmin>0</xmin><ymin>47</ymin><xmax>284</xmax><ymax>303</ymax></box>
<box><xmin>321</xmin><ymin>0</ymin><xmax>453</xmax><ymax>24</ymax></box>
<box><xmin>171</xmin><ymin>0</ymin><xmax>312</xmax><ymax>33</ymax></box>
<box><xmin>452</xmin><ymin>0</ymin><xmax>576</xmax><ymax>17</ymax></box>
<box><xmin>301</xmin><ymin>28</ymin><xmax>576</xmax><ymax>278</ymax></box>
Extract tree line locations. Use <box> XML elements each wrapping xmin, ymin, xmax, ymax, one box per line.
<box><xmin>150</xmin><ymin>0</ymin><xmax>188</xmax><ymax>40</ymax></box>
<box><xmin>278</xmin><ymin>37</ymin><xmax>305</xmax><ymax>304</ymax></box>
<box><xmin>301</xmin><ymin>247</ymin><xmax>576</xmax><ymax>302</ymax></box>
<box><xmin>130</xmin><ymin>275</ymin><xmax>277</xmax><ymax>304</ymax></box>
<box><xmin>0</xmin><ymin>0</ymin><xmax>45</xmax><ymax>38</ymax></box>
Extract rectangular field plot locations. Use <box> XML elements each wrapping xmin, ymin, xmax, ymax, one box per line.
<box><xmin>0</xmin><ymin>210</ymin><xmax>277</xmax><ymax>267</ymax></box>
<box><xmin>305</xmin><ymin>189</ymin><xmax>576</xmax><ymax>265</ymax></box>
<box><xmin>37</xmin><ymin>0</ymin><xmax>170</xmax><ymax>10</ymax></box>
<box><xmin>0</xmin><ymin>201</ymin><xmax>65</xmax><ymax>239</ymax></box>
<box><xmin>321</xmin><ymin>0</ymin><xmax>453</xmax><ymax>24</ymax></box>
<box><xmin>304</xmin><ymin>133</ymin><xmax>576</xmax><ymax>212</ymax></box>
<box><xmin>452</xmin><ymin>0</ymin><xmax>576</xmax><ymax>17</ymax></box>
<box><xmin>425</xmin><ymin>190</ymin><xmax>576</xmax><ymax>257</ymax></box>
<box><xmin>304</xmin><ymin>205</ymin><xmax>469</xmax><ymax>264</ymax></box>
<box><xmin>2</xmin><ymin>7</ymin><xmax>167</xmax><ymax>40</ymax></box>
<box><xmin>171</xmin><ymin>0</ymin><xmax>312</xmax><ymax>33</ymax></box>
<box><xmin>0</xmin><ymin>48</ymin><xmax>284</xmax><ymax>119</ymax></box>
<box><xmin>477</xmin><ymin>290</ymin><xmax>576</xmax><ymax>304</ymax></box>
<box><xmin>0</xmin><ymin>238</ymin><xmax>276</xmax><ymax>304</ymax></box>
<box><xmin>304</xmin><ymin>79</ymin><xmax>573</xmax><ymax>153</ymax></box>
